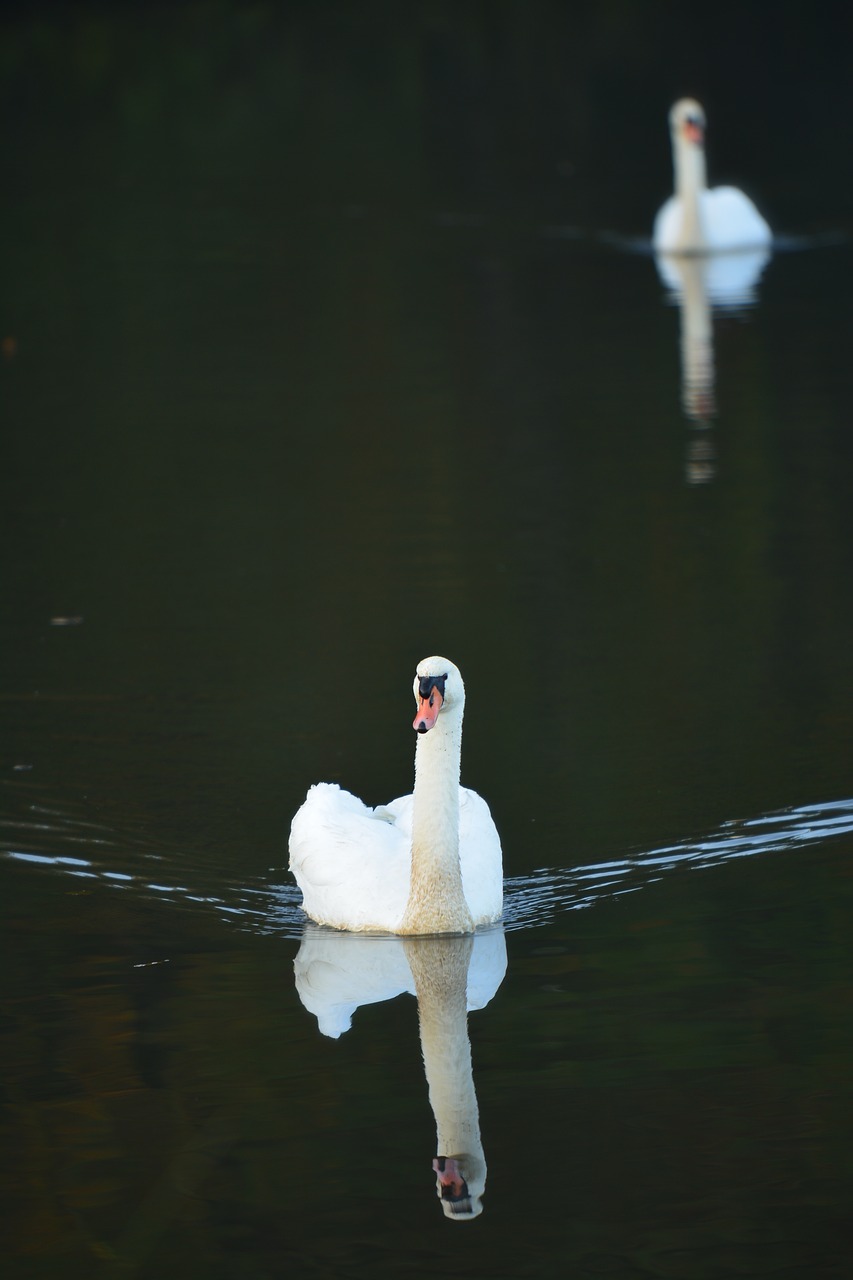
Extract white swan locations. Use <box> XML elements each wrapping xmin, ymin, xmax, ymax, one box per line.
<box><xmin>653</xmin><ymin>98</ymin><xmax>771</xmax><ymax>254</ymax></box>
<box><xmin>288</xmin><ymin>656</ymin><xmax>503</xmax><ymax>934</ymax></box>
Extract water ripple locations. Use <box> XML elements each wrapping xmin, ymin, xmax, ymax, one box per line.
<box><xmin>2</xmin><ymin>781</ymin><xmax>852</xmax><ymax>939</ymax></box>
<box><xmin>500</xmin><ymin>797</ymin><xmax>853</xmax><ymax>930</ymax></box>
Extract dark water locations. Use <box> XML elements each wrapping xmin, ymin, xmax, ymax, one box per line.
<box><xmin>2</xmin><ymin>5</ymin><xmax>853</xmax><ymax>1276</ymax></box>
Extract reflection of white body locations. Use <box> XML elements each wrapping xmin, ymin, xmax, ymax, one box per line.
<box><xmin>655</xmin><ymin>245</ymin><xmax>770</xmax><ymax>306</ymax></box>
<box><xmin>668</xmin><ymin>256</ymin><xmax>715</xmax><ymax>424</ymax></box>
<box><xmin>655</xmin><ymin>247</ymin><xmax>771</xmax><ymax>484</ymax></box>
<box><xmin>293</xmin><ymin>925</ymin><xmax>507</xmax><ymax>1219</ymax></box>
<box><xmin>293</xmin><ymin>924</ymin><xmax>507</xmax><ymax>1036</ymax></box>
<box><xmin>289</xmin><ymin>657</ymin><xmax>503</xmax><ymax>934</ymax></box>
<box><xmin>654</xmin><ymin>99</ymin><xmax>771</xmax><ymax>255</ymax></box>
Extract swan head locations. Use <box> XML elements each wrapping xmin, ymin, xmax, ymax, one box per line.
<box><xmin>412</xmin><ymin>656</ymin><xmax>465</xmax><ymax>735</ymax></box>
<box><xmin>670</xmin><ymin>98</ymin><xmax>706</xmax><ymax>151</ymax></box>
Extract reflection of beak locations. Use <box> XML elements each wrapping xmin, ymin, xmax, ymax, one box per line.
<box><xmin>413</xmin><ymin>686</ymin><xmax>444</xmax><ymax>734</ymax></box>
<box><xmin>433</xmin><ymin>1156</ymin><xmax>470</xmax><ymax>1203</ymax></box>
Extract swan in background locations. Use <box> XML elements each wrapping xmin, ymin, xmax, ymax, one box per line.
<box><xmin>289</xmin><ymin>657</ymin><xmax>503</xmax><ymax>934</ymax></box>
<box><xmin>654</xmin><ymin>98</ymin><xmax>772</xmax><ymax>255</ymax></box>
<box><xmin>293</xmin><ymin>926</ymin><xmax>507</xmax><ymax>1218</ymax></box>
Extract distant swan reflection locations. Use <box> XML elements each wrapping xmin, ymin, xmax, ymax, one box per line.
<box><xmin>655</xmin><ymin>247</ymin><xmax>771</xmax><ymax>484</ymax></box>
<box><xmin>293</xmin><ymin>925</ymin><xmax>507</xmax><ymax>1218</ymax></box>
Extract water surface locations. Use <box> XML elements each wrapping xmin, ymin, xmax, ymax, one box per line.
<box><xmin>2</xmin><ymin>5</ymin><xmax>853</xmax><ymax>1276</ymax></box>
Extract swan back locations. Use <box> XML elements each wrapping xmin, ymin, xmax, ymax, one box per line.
<box><xmin>289</xmin><ymin>783</ymin><xmax>412</xmax><ymax>931</ymax></box>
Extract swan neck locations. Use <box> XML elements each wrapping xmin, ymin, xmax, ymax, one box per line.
<box><xmin>412</xmin><ymin>708</ymin><xmax>462</xmax><ymax>833</ymax></box>
<box><xmin>675</xmin><ymin>134</ymin><xmax>707</xmax><ymax>200</ymax></box>
<box><xmin>402</xmin><ymin>707</ymin><xmax>471</xmax><ymax>933</ymax></box>
<box><xmin>674</xmin><ymin>136</ymin><xmax>708</xmax><ymax>249</ymax></box>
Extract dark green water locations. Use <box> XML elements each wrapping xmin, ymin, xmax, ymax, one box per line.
<box><xmin>2</xmin><ymin>5</ymin><xmax>853</xmax><ymax>1276</ymax></box>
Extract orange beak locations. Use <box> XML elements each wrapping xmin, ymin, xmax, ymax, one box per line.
<box><xmin>685</xmin><ymin>120</ymin><xmax>704</xmax><ymax>146</ymax></box>
<box><xmin>413</xmin><ymin>686</ymin><xmax>443</xmax><ymax>734</ymax></box>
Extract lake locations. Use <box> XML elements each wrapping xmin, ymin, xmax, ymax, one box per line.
<box><xmin>2</xmin><ymin>5</ymin><xmax>852</xmax><ymax>1277</ymax></box>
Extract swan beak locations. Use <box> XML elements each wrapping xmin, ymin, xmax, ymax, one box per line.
<box><xmin>413</xmin><ymin>686</ymin><xmax>444</xmax><ymax>734</ymax></box>
<box><xmin>684</xmin><ymin>119</ymin><xmax>704</xmax><ymax>146</ymax></box>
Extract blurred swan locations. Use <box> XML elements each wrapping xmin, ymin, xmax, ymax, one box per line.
<box><xmin>289</xmin><ymin>657</ymin><xmax>503</xmax><ymax>934</ymax></box>
<box><xmin>654</xmin><ymin>98</ymin><xmax>771</xmax><ymax>255</ymax></box>
<box><xmin>293</xmin><ymin>925</ymin><xmax>507</xmax><ymax>1218</ymax></box>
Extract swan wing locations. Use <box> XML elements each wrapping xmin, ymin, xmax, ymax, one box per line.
<box><xmin>288</xmin><ymin>783</ymin><xmax>411</xmax><ymax>931</ymax></box>
<box><xmin>654</xmin><ymin>188</ymin><xmax>771</xmax><ymax>254</ymax></box>
<box><xmin>653</xmin><ymin>194</ymin><xmax>682</xmax><ymax>252</ymax></box>
<box><xmin>701</xmin><ymin>186</ymin><xmax>771</xmax><ymax>250</ymax></box>
<box><xmin>459</xmin><ymin>787</ymin><xmax>504</xmax><ymax>925</ymax></box>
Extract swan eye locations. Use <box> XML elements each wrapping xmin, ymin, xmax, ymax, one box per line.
<box><xmin>418</xmin><ymin>673</ymin><xmax>447</xmax><ymax>702</ymax></box>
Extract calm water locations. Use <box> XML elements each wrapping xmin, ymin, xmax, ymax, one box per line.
<box><xmin>2</xmin><ymin>5</ymin><xmax>853</xmax><ymax>1277</ymax></box>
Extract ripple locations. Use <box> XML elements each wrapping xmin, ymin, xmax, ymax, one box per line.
<box><xmin>3</xmin><ymin>779</ymin><xmax>852</xmax><ymax>939</ymax></box>
<box><xmin>500</xmin><ymin>797</ymin><xmax>853</xmax><ymax>930</ymax></box>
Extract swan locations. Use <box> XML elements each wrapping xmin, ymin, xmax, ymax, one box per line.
<box><xmin>653</xmin><ymin>98</ymin><xmax>771</xmax><ymax>254</ymax></box>
<box><xmin>288</xmin><ymin>656</ymin><xmax>503</xmax><ymax>934</ymax></box>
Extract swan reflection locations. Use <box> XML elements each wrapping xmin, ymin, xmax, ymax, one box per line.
<box><xmin>294</xmin><ymin>925</ymin><xmax>506</xmax><ymax>1218</ymax></box>
<box><xmin>655</xmin><ymin>247</ymin><xmax>771</xmax><ymax>484</ymax></box>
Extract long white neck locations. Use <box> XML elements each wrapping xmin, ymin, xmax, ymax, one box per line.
<box><xmin>674</xmin><ymin>137</ymin><xmax>708</xmax><ymax>251</ymax></box>
<box><xmin>406</xmin><ymin>936</ymin><xmax>486</xmax><ymax>1214</ymax></box>
<box><xmin>400</xmin><ymin>706</ymin><xmax>473</xmax><ymax>934</ymax></box>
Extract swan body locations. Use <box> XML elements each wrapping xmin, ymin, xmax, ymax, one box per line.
<box><xmin>653</xmin><ymin>98</ymin><xmax>771</xmax><ymax>255</ymax></box>
<box><xmin>288</xmin><ymin>657</ymin><xmax>503</xmax><ymax>935</ymax></box>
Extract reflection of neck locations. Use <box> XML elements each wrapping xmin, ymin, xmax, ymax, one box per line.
<box><xmin>676</xmin><ymin>259</ymin><xmax>715</xmax><ymax>422</ymax></box>
<box><xmin>402</xmin><ymin>712</ymin><xmax>472</xmax><ymax>933</ymax></box>
<box><xmin>675</xmin><ymin>141</ymin><xmax>708</xmax><ymax>250</ymax></box>
<box><xmin>406</xmin><ymin>936</ymin><xmax>485</xmax><ymax>1183</ymax></box>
